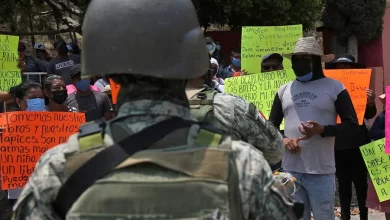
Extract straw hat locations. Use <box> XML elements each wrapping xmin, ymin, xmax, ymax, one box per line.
<box><xmin>284</xmin><ymin>37</ymin><xmax>335</xmax><ymax>63</ymax></box>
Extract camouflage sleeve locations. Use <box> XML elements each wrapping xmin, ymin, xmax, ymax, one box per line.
<box><xmin>13</xmin><ymin>139</ymin><xmax>79</xmax><ymax>220</ymax></box>
<box><xmin>13</xmin><ymin>194</ymin><xmax>62</xmax><ymax>220</ymax></box>
<box><xmin>232</xmin><ymin>141</ymin><xmax>296</xmax><ymax>220</ymax></box>
<box><xmin>231</xmin><ymin>94</ymin><xmax>284</xmax><ymax>165</ymax></box>
<box><xmin>213</xmin><ymin>94</ymin><xmax>284</xmax><ymax>165</ymax></box>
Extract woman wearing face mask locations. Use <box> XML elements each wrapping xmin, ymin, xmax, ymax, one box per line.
<box><xmin>12</xmin><ymin>82</ymin><xmax>46</xmax><ymax>111</ymax></box>
<box><xmin>5</xmin><ymin>82</ymin><xmax>46</xmax><ymax>205</ymax></box>
<box><xmin>269</xmin><ymin>37</ymin><xmax>359</xmax><ymax>220</ymax></box>
<box><xmin>43</xmin><ymin>75</ymin><xmax>78</xmax><ymax>112</ymax></box>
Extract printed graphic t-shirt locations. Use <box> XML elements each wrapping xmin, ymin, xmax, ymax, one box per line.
<box><xmin>278</xmin><ymin>78</ymin><xmax>345</xmax><ymax>174</ymax></box>
<box><xmin>47</xmin><ymin>55</ymin><xmax>80</xmax><ymax>85</ymax></box>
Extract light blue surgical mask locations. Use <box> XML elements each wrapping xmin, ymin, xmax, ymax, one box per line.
<box><xmin>232</xmin><ymin>58</ymin><xmax>241</xmax><ymax>68</ymax></box>
<box><xmin>26</xmin><ymin>98</ymin><xmax>46</xmax><ymax>111</ymax></box>
<box><xmin>207</xmin><ymin>44</ymin><xmax>214</xmax><ymax>51</ymax></box>
<box><xmin>296</xmin><ymin>72</ymin><xmax>313</xmax><ymax>82</ymax></box>
<box><xmin>216</xmin><ymin>45</ymin><xmax>221</xmax><ymax>51</ymax></box>
<box><xmin>76</xmin><ymin>79</ymin><xmax>91</xmax><ymax>92</ymax></box>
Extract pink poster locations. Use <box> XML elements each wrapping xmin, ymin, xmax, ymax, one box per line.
<box><xmin>386</xmin><ymin>86</ymin><xmax>390</xmax><ymax>153</ymax></box>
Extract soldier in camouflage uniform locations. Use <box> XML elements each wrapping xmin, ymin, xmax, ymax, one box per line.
<box><xmin>186</xmin><ymin>61</ymin><xmax>284</xmax><ymax>166</ymax></box>
<box><xmin>13</xmin><ymin>0</ymin><xmax>298</xmax><ymax>219</ymax></box>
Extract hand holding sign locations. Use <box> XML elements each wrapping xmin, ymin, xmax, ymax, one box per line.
<box><xmin>366</xmin><ymin>89</ymin><xmax>376</xmax><ymax>106</ymax></box>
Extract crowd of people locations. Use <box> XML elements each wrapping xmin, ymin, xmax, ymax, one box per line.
<box><xmin>0</xmin><ymin>0</ymin><xmax>388</xmax><ymax>219</ymax></box>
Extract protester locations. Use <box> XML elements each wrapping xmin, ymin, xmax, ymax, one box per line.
<box><xmin>93</xmin><ymin>76</ymin><xmax>110</xmax><ymax>92</ymax></box>
<box><xmin>42</xmin><ymin>75</ymin><xmax>78</xmax><ymax>112</ymax></box>
<box><xmin>326</xmin><ymin>54</ymin><xmax>374</xmax><ymax>220</ymax></box>
<box><xmin>18</xmin><ymin>41</ymin><xmax>48</xmax><ymax>83</ymax></box>
<box><xmin>366</xmin><ymin>93</ymin><xmax>390</xmax><ymax>219</ymax></box>
<box><xmin>217</xmin><ymin>47</ymin><xmax>241</xmax><ymax>79</ymax></box>
<box><xmin>34</xmin><ymin>43</ymin><xmax>52</xmax><ymax>62</ymax></box>
<box><xmin>261</xmin><ymin>53</ymin><xmax>284</xmax><ymax>72</ymax></box>
<box><xmin>213</xmin><ymin>40</ymin><xmax>223</xmax><ymax>63</ymax></box>
<box><xmin>69</xmin><ymin>42</ymin><xmax>81</xmax><ymax>55</ymax></box>
<box><xmin>261</xmin><ymin>53</ymin><xmax>285</xmax><ymax>171</ymax></box>
<box><xmin>13</xmin><ymin>0</ymin><xmax>299</xmax><ymax>219</ymax></box>
<box><xmin>6</xmin><ymin>82</ymin><xmax>45</xmax><ymax>204</ymax></box>
<box><xmin>187</xmin><ymin>60</ymin><xmax>285</xmax><ymax>167</ymax></box>
<box><xmin>210</xmin><ymin>57</ymin><xmax>225</xmax><ymax>92</ymax></box>
<box><xmin>269</xmin><ymin>37</ymin><xmax>359</xmax><ymax>220</ymax></box>
<box><xmin>47</xmin><ymin>41</ymin><xmax>80</xmax><ymax>85</ymax></box>
<box><xmin>66</xmin><ymin>64</ymin><xmax>112</xmax><ymax>122</ymax></box>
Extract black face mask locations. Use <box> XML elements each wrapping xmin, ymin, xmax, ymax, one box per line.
<box><xmin>292</xmin><ymin>58</ymin><xmax>312</xmax><ymax>77</ymax></box>
<box><xmin>51</xmin><ymin>90</ymin><xmax>68</xmax><ymax>104</ymax></box>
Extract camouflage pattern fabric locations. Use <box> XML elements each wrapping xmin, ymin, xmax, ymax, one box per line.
<box><xmin>211</xmin><ymin>93</ymin><xmax>284</xmax><ymax>165</ymax></box>
<box><xmin>13</xmin><ymin>99</ymin><xmax>295</xmax><ymax>220</ymax></box>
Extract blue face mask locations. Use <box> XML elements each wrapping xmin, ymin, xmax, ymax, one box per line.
<box><xmin>296</xmin><ymin>72</ymin><xmax>313</xmax><ymax>82</ymax></box>
<box><xmin>26</xmin><ymin>98</ymin><xmax>46</xmax><ymax>111</ymax></box>
<box><xmin>216</xmin><ymin>45</ymin><xmax>221</xmax><ymax>51</ymax></box>
<box><xmin>76</xmin><ymin>79</ymin><xmax>91</xmax><ymax>92</ymax></box>
<box><xmin>232</xmin><ymin>58</ymin><xmax>241</xmax><ymax>68</ymax></box>
<box><xmin>207</xmin><ymin>44</ymin><xmax>214</xmax><ymax>51</ymax></box>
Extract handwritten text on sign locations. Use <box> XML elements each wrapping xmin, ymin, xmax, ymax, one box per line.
<box><xmin>225</xmin><ymin>69</ymin><xmax>296</xmax><ymax>129</ymax></box>
<box><xmin>386</xmin><ymin>86</ymin><xmax>390</xmax><ymax>154</ymax></box>
<box><xmin>360</xmin><ymin>139</ymin><xmax>390</xmax><ymax>202</ymax></box>
<box><xmin>0</xmin><ymin>112</ymin><xmax>86</xmax><ymax>190</ymax></box>
<box><xmin>324</xmin><ymin>69</ymin><xmax>372</xmax><ymax>125</ymax></box>
<box><xmin>241</xmin><ymin>25</ymin><xmax>302</xmax><ymax>74</ymax></box>
<box><xmin>0</xmin><ymin>35</ymin><xmax>21</xmax><ymax>92</ymax></box>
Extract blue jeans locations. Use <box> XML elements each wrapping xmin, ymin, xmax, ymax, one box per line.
<box><xmin>291</xmin><ymin>172</ymin><xmax>336</xmax><ymax>220</ymax></box>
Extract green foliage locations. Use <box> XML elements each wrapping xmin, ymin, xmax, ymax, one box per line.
<box><xmin>193</xmin><ymin>0</ymin><xmax>324</xmax><ymax>31</ymax></box>
<box><xmin>322</xmin><ymin>0</ymin><xmax>387</xmax><ymax>42</ymax></box>
<box><xmin>0</xmin><ymin>0</ymin><xmax>324</xmax><ymax>33</ymax></box>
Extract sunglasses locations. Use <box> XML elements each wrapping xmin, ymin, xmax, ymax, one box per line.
<box><xmin>262</xmin><ymin>64</ymin><xmax>280</xmax><ymax>70</ymax></box>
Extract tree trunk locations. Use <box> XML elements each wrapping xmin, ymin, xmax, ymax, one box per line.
<box><xmin>28</xmin><ymin>10</ymin><xmax>36</xmax><ymax>55</ymax></box>
<box><xmin>348</xmin><ymin>35</ymin><xmax>358</xmax><ymax>61</ymax></box>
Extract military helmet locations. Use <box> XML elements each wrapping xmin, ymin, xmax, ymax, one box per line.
<box><xmin>81</xmin><ymin>0</ymin><xmax>209</xmax><ymax>79</ymax></box>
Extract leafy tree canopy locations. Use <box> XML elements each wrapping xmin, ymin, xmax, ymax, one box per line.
<box><xmin>193</xmin><ymin>0</ymin><xmax>324</xmax><ymax>31</ymax></box>
<box><xmin>0</xmin><ymin>0</ymin><xmax>324</xmax><ymax>35</ymax></box>
<box><xmin>321</xmin><ymin>0</ymin><xmax>387</xmax><ymax>42</ymax></box>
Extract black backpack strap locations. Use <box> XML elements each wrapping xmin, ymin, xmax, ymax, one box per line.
<box><xmin>53</xmin><ymin>117</ymin><xmax>198</xmax><ymax>218</ymax></box>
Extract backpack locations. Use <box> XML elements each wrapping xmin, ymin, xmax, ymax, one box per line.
<box><xmin>53</xmin><ymin>117</ymin><xmax>244</xmax><ymax>220</ymax></box>
<box><xmin>188</xmin><ymin>89</ymin><xmax>219</xmax><ymax>123</ymax></box>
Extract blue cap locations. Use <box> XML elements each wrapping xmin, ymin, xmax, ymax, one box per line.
<box><xmin>261</xmin><ymin>53</ymin><xmax>283</xmax><ymax>64</ymax></box>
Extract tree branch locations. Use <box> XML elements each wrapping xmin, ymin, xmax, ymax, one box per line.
<box><xmin>45</xmin><ymin>0</ymin><xmax>82</xmax><ymax>16</ymax></box>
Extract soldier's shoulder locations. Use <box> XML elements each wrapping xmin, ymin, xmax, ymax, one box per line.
<box><xmin>214</xmin><ymin>93</ymin><xmax>250</xmax><ymax>110</ymax></box>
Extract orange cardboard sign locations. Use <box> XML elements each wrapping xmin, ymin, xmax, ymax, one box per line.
<box><xmin>0</xmin><ymin>112</ymin><xmax>86</xmax><ymax>190</ymax></box>
<box><xmin>110</xmin><ymin>79</ymin><xmax>120</xmax><ymax>104</ymax></box>
<box><xmin>324</xmin><ymin>69</ymin><xmax>372</xmax><ymax>124</ymax></box>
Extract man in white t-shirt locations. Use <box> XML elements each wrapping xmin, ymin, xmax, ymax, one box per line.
<box><xmin>269</xmin><ymin>37</ymin><xmax>359</xmax><ymax>220</ymax></box>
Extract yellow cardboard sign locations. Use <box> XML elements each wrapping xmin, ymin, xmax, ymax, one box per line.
<box><xmin>241</xmin><ymin>25</ymin><xmax>302</xmax><ymax>74</ymax></box>
<box><xmin>0</xmin><ymin>35</ymin><xmax>21</xmax><ymax>92</ymax></box>
<box><xmin>360</xmin><ymin>138</ymin><xmax>390</xmax><ymax>202</ymax></box>
<box><xmin>224</xmin><ymin>69</ymin><xmax>296</xmax><ymax>129</ymax></box>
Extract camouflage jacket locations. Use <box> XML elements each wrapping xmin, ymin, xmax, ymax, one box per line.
<box><xmin>188</xmin><ymin>89</ymin><xmax>284</xmax><ymax>165</ymax></box>
<box><xmin>13</xmin><ymin>100</ymin><xmax>295</xmax><ymax>220</ymax></box>
<box><xmin>210</xmin><ymin>93</ymin><xmax>283</xmax><ymax>165</ymax></box>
